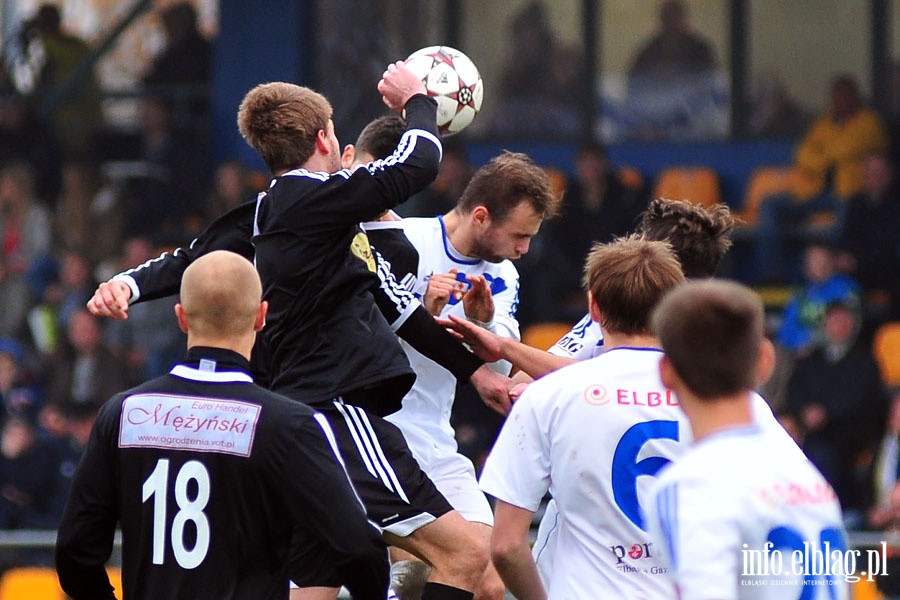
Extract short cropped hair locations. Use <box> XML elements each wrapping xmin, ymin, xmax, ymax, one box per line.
<box><xmin>582</xmin><ymin>235</ymin><xmax>684</xmax><ymax>335</ymax></box>
<box><xmin>181</xmin><ymin>251</ymin><xmax>262</xmax><ymax>339</ymax></box>
<box><xmin>637</xmin><ymin>198</ymin><xmax>736</xmax><ymax>278</ymax></box>
<box><xmin>457</xmin><ymin>151</ymin><xmax>561</xmax><ymax>222</ymax></box>
<box><xmin>237</xmin><ymin>83</ymin><xmax>332</xmax><ymax>174</ymax></box>
<box><xmin>355</xmin><ymin>116</ymin><xmax>405</xmax><ymax>161</ymax></box>
<box><xmin>652</xmin><ymin>280</ymin><xmax>764</xmax><ymax>399</ymax></box>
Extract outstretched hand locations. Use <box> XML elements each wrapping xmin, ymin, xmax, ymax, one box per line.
<box><xmin>462</xmin><ymin>274</ymin><xmax>493</xmax><ymax>324</ymax></box>
<box><xmin>86</xmin><ymin>280</ymin><xmax>133</xmax><ymax>320</ymax></box>
<box><xmin>437</xmin><ymin>314</ymin><xmax>505</xmax><ymax>363</ymax></box>
<box><xmin>378</xmin><ymin>61</ymin><xmax>427</xmax><ymax>113</ymax></box>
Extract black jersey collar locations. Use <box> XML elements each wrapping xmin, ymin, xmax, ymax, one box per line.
<box><xmin>170</xmin><ymin>346</ymin><xmax>254</xmax><ymax>383</ymax></box>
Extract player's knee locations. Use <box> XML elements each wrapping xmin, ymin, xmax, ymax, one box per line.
<box><xmin>444</xmin><ymin>529</ymin><xmax>489</xmax><ymax>585</ymax></box>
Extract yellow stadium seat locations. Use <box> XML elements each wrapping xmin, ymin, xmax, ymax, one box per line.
<box><xmin>853</xmin><ymin>577</ymin><xmax>885</xmax><ymax>600</ymax></box>
<box><xmin>874</xmin><ymin>322</ymin><xmax>900</xmax><ymax>387</ymax></box>
<box><xmin>617</xmin><ymin>165</ymin><xmax>644</xmax><ymax>191</ymax></box>
<box><xmin>522</xmin><ymin>322</ymin><xmax>573</xmax><ymax>351</ymax></box>
<box><xmin>652</xmin><ymin>166</ymin><xmax>721</xmax><ymax>208</ymax></box>
<box><xmin>737</xmin><ymin>165</ymin><xmax>803</xmax><ymax>226</ymax></box>
<box><xmin>0</xmin><ymin>567</ymin><xmax>65</xmax><ymax>600</ymax></box>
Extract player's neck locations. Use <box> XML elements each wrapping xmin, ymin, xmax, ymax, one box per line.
<box><xmin>684</xmin><ymin>393</ymin><xmax>754</xmax><ymax>442</ymax></box>
<box><xmin>441</xmin><ymin>209</ymin><xmax>474</xmax><ymax>256</ymax></box>
<box><xmin>186</xmin><ymin>335</ymin><xmax>254</xmax><ymax>363</ymax></box>
<box><xmin>602</xmin><ymin>331</ymin><xmax>660</xmax><ymax>350</ymax></box>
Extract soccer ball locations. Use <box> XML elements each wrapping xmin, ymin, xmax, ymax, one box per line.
<box><xmin>405</xmin><ymin>46</ymin><xmax>483</xmax><ymax>136</ymax></box>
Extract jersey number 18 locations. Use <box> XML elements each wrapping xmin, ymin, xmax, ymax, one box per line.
<box><xmin>142</xmin><ymin>458</ymin><xmax>211</xmax><ymax>569</ymax></box>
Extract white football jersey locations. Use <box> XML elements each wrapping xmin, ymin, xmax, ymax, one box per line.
<box><xmin>382</xmin><ymin>216</ymin><xmax>520</xmax><ymax>458</ymax></box>
<box><xmin>647</xmin><ymin>426</ymin><xmax>848</xmax><ymax>600</ymax></box>
<box><xmin>480</xmin><ymin>347</ymin><xmax>689</xmax><ymax>599</ymax></box>
<box><xmin>548</xmin><ymin>313</ymin><xmax>605</xmax><ymax>360</ymax></box>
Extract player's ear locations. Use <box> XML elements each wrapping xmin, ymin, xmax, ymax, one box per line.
<box><xmin>658</xmin><ymin>355</ymin><xmax>679</xmax><ymax>391</ymax></box>
<box><xmin>341</xmin><ymin>144</ymin><xmax>356</xmax><ymax>169</ymax></box>
<box><xmin>755</xmin><ymin>338</ymin><xmax>776</xmax><ymax>387</ymax></box>
<box><xmin>315</xmin><ymin>128</ymin><xmax>331</xmax><ymax>154</ymax></box>
<box><xmin>588</xmin><ymin>292</ymin><xmax>601</xmax><ymax>323</ymax></box>
<box><xmin>255</xmin><ymin>301</ymin><xmax>268</xmax><ymax>332</ymax></box>
<box><xmin>174</xmin><ymin>304</ymin><xmax>189</xmax><ymax>334</ymax></box>
<box><xmin>472</xmin><ymin>205</ymin><xmax>490</xmax><ymax>227</ymax></box>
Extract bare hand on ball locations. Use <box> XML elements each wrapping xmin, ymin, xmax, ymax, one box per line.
<box><xmin>378</xmin><ymin>61</ymin><xmax>427</xmax><ymax>113</ymax></box>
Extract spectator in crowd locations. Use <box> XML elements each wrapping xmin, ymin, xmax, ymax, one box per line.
<box><xmin>0</xmin><ymin>410</ymin><xmax>68</xmax><ymax>530</ymax></box>
<box><xmin>0</xmin><ymin>412</ymin><xmax>70</xmax><ymax>572</ymax></box>
<box><xmin>835</xmin><ymin>152</ymin><xmax>900</xmax><ymax>320</ymax></box>
<box><xmin>23</xmin><ymin>258</ymin><xmax>59</xmax><ymax>357</ymax></box>
<box><xmin>491</xmin><ymin>1</ymin><xmax>585</xmax><ymax>138</ymax></box>
<box><xmin>754</xmin><ymin>75</ymin><xmax>889</xmax><ymax>283</ymax></box>
<box><xmin>104</xmin><ymin>236</ymin><xmax>184</xmax><ymax>381</ymax></box>
<box><xmin>534</xmin><ymin>139</ymin><xmax>647</xmax><ymax>322</ymax></box>
<box><xmin>6</xmin><ymin>4</ymin><xmax>101</xmax><ymax>155</ymax></box>
<box><xmin>53</xmin><ymin>250</ymin><xmax>97</xmax><ymax>332</ymax></box>
<box><xmin>777</xmin><ymin>243</ymin><xmax>861</xmax><ymax>355</ymax></box>
<box><xmin>48</xmin><ymin>399</ymin><xmax>102</xmax><ymax>513</ymax></box>
<box><xmin>118</xmin><ymin>95</ymin><xmax>207</xmax><ymax>240</ymax></box>
<box><xmin>52</xmin><ymin>156</ymin><xmax>122</xmax><ymax>267</ymax></box>
<box><xmin>203</xmin><ymin>159</ymin><xmax>259</xmax><ymax>222</ymax></box>
<box><xmin>625</xmin><ymin>0</ymin><xmax>722</xmax><ymax>141</ymax></box>
<box><xmin>0</xmin><ymin>161</ymin><xmax>52</xmax><ymax>275</ymax></box>
<box><xmin>868</xmin><ymin>393</ymin><xmax>900</xmax><ymax>598</ymax></box>
<box><xmin>0</xmin><ymin>258</ymin><xmax>32</xmax><ymax>341</ymax></box>
<box><xmin>142</xmin><ymin>1</ymin><xmax>212</xmax><ymax>125</ymax></box>
<box><xmin>43</xmin><ymin>309</ymin><xmax>131</xmax><ymax>413</ymax></box>
<box><xmin>869</xmin><ymin>393</ymin><xmax>900</xmax><ymax>532</ymax></box>
<box><xmin>762</xmin><ymin>243</ymin><xmax>861</xmax><ymax>411</ymax></box>
<box><xmin>0</xmin><ymin>92</ymin><xmax>61</xmax><ymax>204</ymax></box>
<box><xmin>786</xmin><ymin>297</ymin><xmax>888</xmax><ymax>525</ymax></box>
<box><xmin>0</xmin><ymin>338</ymin><xmax>41</xmax><ymax>425</ymax></box>
<box><xmin>747</xmin><ymin>72</ymin><xmax>813</xmax><ymax>139</ymax></box>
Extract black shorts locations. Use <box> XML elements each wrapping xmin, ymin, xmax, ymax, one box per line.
<box><xmin>290</xmin><ymin>397</ymin><xmax>453</xmax><ymax>588</ymax></box>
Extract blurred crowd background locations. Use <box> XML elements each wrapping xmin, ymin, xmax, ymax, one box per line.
<box><xmin>0</xmin><ymin>0</ymin><xmax>898</xmax><ymax>579</ymax></box>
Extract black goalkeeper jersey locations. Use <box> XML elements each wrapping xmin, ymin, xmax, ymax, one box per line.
<box><xmin>55</xmin><ymin>347</ymin><xmax>388</xmax><ymax>600</ymax></box>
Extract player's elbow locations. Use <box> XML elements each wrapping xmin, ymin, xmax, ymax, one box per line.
<box><xmin>490</xmin><ymin>533</ymin><xmax>525</xmax><ymax>571</ymax></box>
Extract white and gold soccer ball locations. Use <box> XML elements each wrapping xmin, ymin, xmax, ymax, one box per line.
<box><xmin>405</xmin><ymin>46</ymin><xmax>484</xmax><ymax>136</ymax></box>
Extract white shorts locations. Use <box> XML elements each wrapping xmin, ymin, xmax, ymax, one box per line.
<box><xmin>393</xmin><ymin>423</ymin><xmax>494</xmax><ymax>527</ymax></box>
<box><xmin>417</xmin><ymin>448</ymin><xmax>493</xmax><ymax>527</ymax></box>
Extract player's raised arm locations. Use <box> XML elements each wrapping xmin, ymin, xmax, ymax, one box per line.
<box><xmin>89</xmin><ymin>200</ymin><xmax>258</xmax><ymax>318</ymax></box>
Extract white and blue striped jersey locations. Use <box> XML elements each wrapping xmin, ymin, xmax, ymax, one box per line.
<box><xmin>647</xmin><ymin>426</ymin><xmax>848</xmax><ymax>600</ymax></box>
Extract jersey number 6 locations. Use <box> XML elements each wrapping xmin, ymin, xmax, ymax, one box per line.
<box><xmin>611</xmin><ymin>420</ymin><xmax>680</xmax><ymax>531</ymax></box>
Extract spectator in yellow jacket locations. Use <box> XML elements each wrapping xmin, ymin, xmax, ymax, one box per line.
<box><xmin>753</xmin><ymin>75</ymin><xmax>888</xmax><ymax>283</ymax></box>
